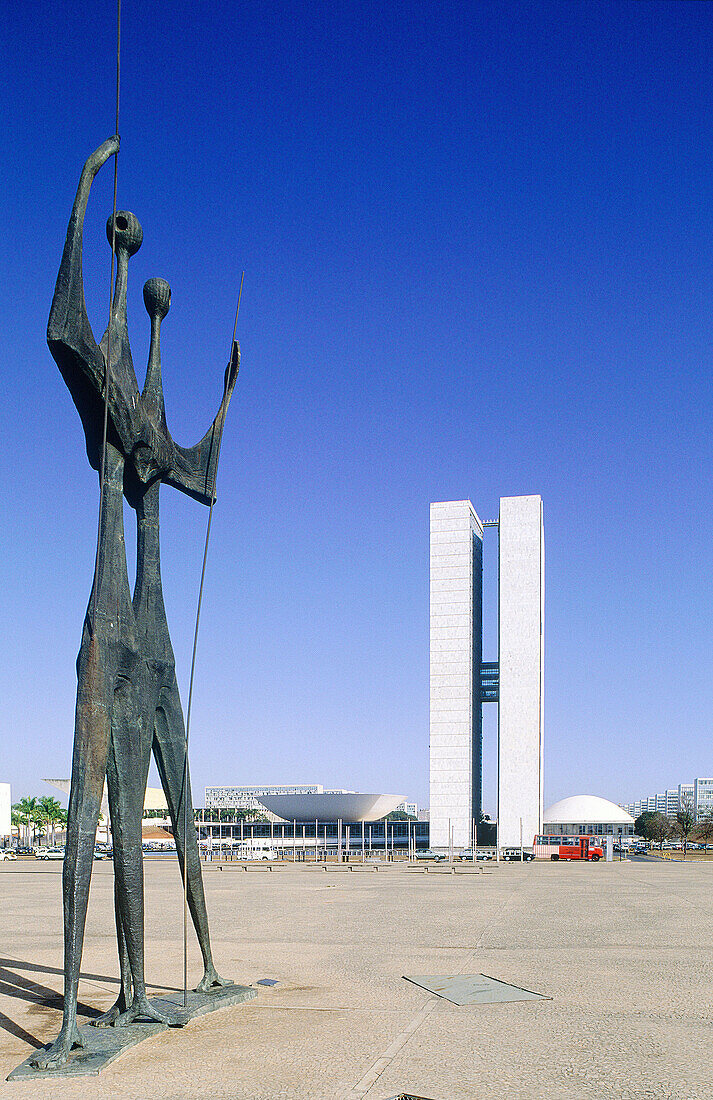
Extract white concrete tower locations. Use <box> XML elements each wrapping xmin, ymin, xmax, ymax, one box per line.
<box><xmin>429</xmin><ymin>500</ymin><xmax>483</xmax><ymax>849</ymax></box>
<box><xmin>497</xmin><ymin>495</ymin><xmax>544</xmax><ymax>849</ymax></box>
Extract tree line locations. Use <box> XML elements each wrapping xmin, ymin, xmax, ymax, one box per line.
<box><xmin>11</xmin><ymin>796</ymin><xmax>67</xmax><ymax>846</ymax></box>
<box><xmin>634</xmin><ymin>794</ymin><xmax>712</xmax><ymax>858</ymax></box>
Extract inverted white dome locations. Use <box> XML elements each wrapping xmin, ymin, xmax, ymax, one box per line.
<box><xmin>257</xmin><ymin>793</ymin><xmax>405</xmax><ymax>822</ymax></box>
<box><xmin>544</xmin><ymin>795</ymin><xmax>634</xmax><ymax>825</ymax></box>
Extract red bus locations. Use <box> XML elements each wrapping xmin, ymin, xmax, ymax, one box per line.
<box><xmin>533</xmin><ymin>835</ymin><xmax>605</xmax><ymax>861</ymax></box>
<box><xmin>547</xmin><ymin>836</ymin><xmax>603</xmax><ymax>862</ymax></box>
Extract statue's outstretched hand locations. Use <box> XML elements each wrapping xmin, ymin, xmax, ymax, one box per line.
<box><xmin>223</xmin><ymin>340</ymin><xmax>240</xmax><ymax>397</ymax></box>
<box><xmin>84</xmin><ymin>135</ymin><xmax>120</xmax><ymax>178</ymax></box>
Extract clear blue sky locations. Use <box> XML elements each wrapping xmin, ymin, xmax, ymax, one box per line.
<box><xmin>2</xmin><ymin>0</ymin><xmax>712</xmax><ymax>815</ymax></box>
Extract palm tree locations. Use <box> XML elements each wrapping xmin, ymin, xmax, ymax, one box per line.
<box><xmin>10</xmin><ymin>805</ymin><xmax>24</xmax><ymax>846</ymax></box>
<box><xmin>38</xmin><ymin>797</ymin><xmax>66</xmax><ymax>845</ymax></box>
<box><xmin>13</xmin><ymin>797</ymin><xmax>39</xmax><ymax>846</ymax></box>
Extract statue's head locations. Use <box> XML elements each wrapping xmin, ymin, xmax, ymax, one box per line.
<box><xmin>106</xmin><ymin>210</ymin><xmax>143</xmax><ymax>257</ymax></box>
<box><xmin>143</xmin><ymin>277</ymin><xmax>171</xmax><ymax>321</ymax></box>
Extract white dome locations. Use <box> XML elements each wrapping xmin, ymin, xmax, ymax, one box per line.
<box><xmin>544</xmin><ymin>795</ymin><xmax>634</xmax><ymax>825</ymax></box>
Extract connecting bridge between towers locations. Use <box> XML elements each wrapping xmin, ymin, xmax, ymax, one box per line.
<box><xmin>480</xmin><ymin>663</ymin><xmax>499</xmax><ymax>703</ymax></box>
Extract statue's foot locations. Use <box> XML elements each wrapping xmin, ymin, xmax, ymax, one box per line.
<box><xmin>30</xmin><ymin>1023</ymin><xmax>84</xmax><ymax>1070</ymax></box>
<box><xmin>91</xmin><ymin>1000</ymin><xmax>124</xmax><ymax>1027</ymax></box>
<box><xmin>195</xmin><ymin>967</ymin><xmax>234</xmax><ymax>993</ymax></box>
<box><xmin>113</xmin><ymin>995</ymin><xmax>187</xmax><ymax>1029</ymax></box>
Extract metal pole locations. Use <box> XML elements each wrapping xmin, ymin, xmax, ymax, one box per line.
<box><xmin>346</xmin><ymin>824</ymin><xmax>350</xmax><ymax>863</ymax></box>
<box><xmin>520</xmin><ymin>816</ymin><xmax>523</xmax><ymax>861</ymax></box>
<box><xmin>293</xmin><ymin>819</ymin><xmax>296</xmax><ymax>863</ymax></box>
<box><xmin>369</xmin><ymin>824</ymin><xmax>372</xmax><ymax>856</ymax></box>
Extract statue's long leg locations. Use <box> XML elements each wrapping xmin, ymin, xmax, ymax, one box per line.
<box><xmin>93</xmin><ymin>672</ymin><xmax>157</xmax><ymax>1027</ymax></box>
<box><xmin>153</xmin><ymin>678</ymin><xmax>231</xmax><ymax>991</ymax></box>
<box><xmin>108</xmin><ymin>677</ymin><xmax>185</xmax><ymax>1028</ymax></box>
<box><xmin>91</xmin><ymin>847</ymin><xmax>132</xmax><ymax>1025</ymax></box>
<box><xmin>30</xmin><ymin>634</ymin><xmax>112</xmax><ymax>1069</ymax></box>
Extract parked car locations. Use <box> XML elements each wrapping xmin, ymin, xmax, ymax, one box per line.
<box><xmin>94</xmin><ymin>847</ymin><xmax>112</xmax><ymax>860</ymax></box>
<box><xmin>459</xmin><ymin>848</ymin><xmax>494</xmax><ymax>861</ymax></box>
<box><xmin>502</xmin><ymin>847</ymin><xmax>535</xmax><ymax>861</ymax></box>
<box><xmin>37</xmin><ymin>847</ymin><xmax>65</xmax><ymax>861</ymax></box>
<box><xmin>0</xmin><ymin>850</ymin><xmax>18</xmax><ymax>861</ymax></box>
<box><xmin>33</xmin><ymin>847</ymin><xmax>50</xmax><ymax>859</ymax></box>
<box><xmin>415</xmin><ymin>849</ymin><xmax>446</xmax><ymax>861</ymax></box>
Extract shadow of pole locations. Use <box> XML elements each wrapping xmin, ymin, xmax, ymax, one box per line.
<box><xmin>0</xmin><ymin>1010</ymin><xmax>44</xmax><ymax>1050</ymax></box>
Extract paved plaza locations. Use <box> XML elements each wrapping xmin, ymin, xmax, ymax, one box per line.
<box><xmin>1</xmin><ymin>858</ymin><xmax>713</xmax><ymax>1099</ymax></box>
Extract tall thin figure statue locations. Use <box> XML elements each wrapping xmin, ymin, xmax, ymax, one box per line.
<box><xmin>33</xmin><ymin>138</ymin><xmax>237</xmax><ymax>1068</ymax></box>
<box><xmin>96</xmin><ymin>274</ymin><xmax>237</xmax><ymax>1023</ymax></box>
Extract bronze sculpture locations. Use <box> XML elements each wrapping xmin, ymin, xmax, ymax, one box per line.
<box><xmin>32</xmin><ymin>138</ymin><xmax>238</xmax><ymax>1069</ymax></box>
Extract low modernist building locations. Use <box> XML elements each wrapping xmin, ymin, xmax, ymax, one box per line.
<box><xmin>256</xmin><ymin>792</ymin><xmax>405</xmax><ymax>822</ymax></box>
<box><xmin>0</xmin><ymin>783</ymin><xmax>10</xmax><ymax>841</ymax></box>
<box><xmin>543</xmin><ymin>795</ymin><xmax>635</xmax><ymax>845</ymax></box>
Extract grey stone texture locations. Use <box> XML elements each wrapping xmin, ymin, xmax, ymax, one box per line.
<box><xmin>2</xmin><ymin>858</ymin><xmax>713</xmax><ymax>1098</ymax></box>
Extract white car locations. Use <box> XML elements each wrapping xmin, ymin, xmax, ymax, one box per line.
<box><xmin>0</xmin><ymin>850</ymin><xmax>18</xmax><ymax>861</ymax></box>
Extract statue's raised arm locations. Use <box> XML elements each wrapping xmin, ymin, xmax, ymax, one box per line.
<box><xmin>164</xmin><ymin>340</ymin><xmax>240</xmax><ymax>504</ymax></box>
<box><xmin>47</xmin><ymin>139</ymin><xmax>119</xmax><ymax>421</ymax></box>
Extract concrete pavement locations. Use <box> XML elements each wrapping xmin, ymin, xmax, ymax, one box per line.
<box><xmin>2</xmin><ymin>858</ymin><xmax>713</xmax><ymax>1099</ymax></box>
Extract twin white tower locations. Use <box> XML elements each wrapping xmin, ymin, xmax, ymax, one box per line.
<box><xmin>429</xmin><ymin>496</ymin><xmax>544</xmax><ymax>849</ymax></box>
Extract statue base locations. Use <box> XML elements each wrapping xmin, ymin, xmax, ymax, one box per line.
<box><xmin>7</xmin><ymin>983</ymin><xmax>257</xmax><ymax>1080</ymax></box>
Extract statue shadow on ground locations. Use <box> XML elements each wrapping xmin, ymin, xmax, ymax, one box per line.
<box><xmin>0</xmin><ymin>958</ymin><xmax>179</xmax><ymax>1049</ymax></box>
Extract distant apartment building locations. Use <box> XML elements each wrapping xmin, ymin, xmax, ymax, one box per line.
<box><xmin>205</xmin><ymin>785</ymin><xmax>325</xmax><ymax>812</ymax></box>
<box><xmin>694</xmin><ymin>779</ymin><xmax>713</xmax><ymax>819</ymax></box>
<box><xmin>396</xmin><ymin>801</ymin><xmax>418</xmax><ymax>817</ymax></box>
<box><xmin>623</xmin><ymin>780</ymin><xmax>712</xmax><ymax>822</ymax></box>
<box><xmin>679</xmin><ymin>783</ymin><xmax>694</xmax><ymax>809</ymax></box>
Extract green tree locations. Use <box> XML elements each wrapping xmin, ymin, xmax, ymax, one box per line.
<box><xmin>13</xmin><ymin>797</ymin><xmax>39</xmax><ymax>846</ymax></box>
<box><xmin>634</xmin><ymin>811</ymin><xmax>669</xmax><ymax>846</ymax></box>
<box><xmin>38</xmin><ymin>797</ymin><xmax>67</xmax><ymax>845</ymax></box>
<box><xmin>10</xmin><ymin>805</ymin><xmax>24</xmax><ymax>845</ymax></box>
<box><xmin>675</xmin><ymin>793</ymin><xmax>696</xmax><ymax>860</ymax></box>
<box><xmin>650</xmin><ymin>813</ymin><xmax>671</xmax><ymax>849</ymax></box>
<box><xmin>695</xmin><ymin>809</ymin><xmax>713</xmax><ymax>845</ymax></box>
